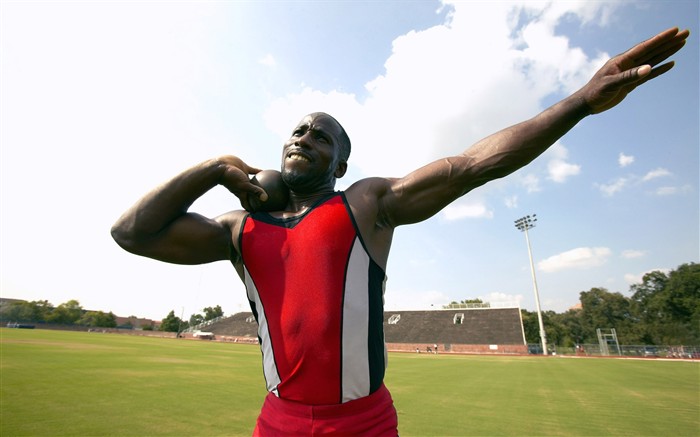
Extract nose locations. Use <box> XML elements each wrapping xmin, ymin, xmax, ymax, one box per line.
<box><xmin>295</xmin><ymin>131</ymin><xmax>313</xmax><ymax>148</ymax></box>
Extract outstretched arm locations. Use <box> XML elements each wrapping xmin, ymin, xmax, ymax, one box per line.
<box><xmin>380</xmin><ymin>27</ymin><xmax>689</xmax><ymax>227</ymax></box>
<box><xmin>111</xmin><ymin>156</ymin><xmax>268</xmax><ymax>264</ymax></box>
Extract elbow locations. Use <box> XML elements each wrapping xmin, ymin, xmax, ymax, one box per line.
<box><xmin>110</xmin><ymin>219</ymin><xmax>139</xmax><ymax>253</ymax></box>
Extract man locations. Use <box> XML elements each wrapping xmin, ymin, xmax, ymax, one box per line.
<box><xmin>112</xmin><ymin>28</ymin><xmax>688</xmax><ymax>435</ymax></box>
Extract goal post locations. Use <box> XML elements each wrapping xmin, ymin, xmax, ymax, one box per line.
<box><xmin>596</xmin><ymin>328</ymin><xmax>621</xmax><ymax>356</ymax></box>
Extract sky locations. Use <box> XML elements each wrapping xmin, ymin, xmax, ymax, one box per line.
<box><xmin>1</xmin><ymin>1</ymin><xmax>698</xmax><ymax>321</ymax></box>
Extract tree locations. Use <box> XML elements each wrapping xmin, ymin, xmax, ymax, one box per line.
<box><xmin>203</xmin><ymin>305</ymin><xmax>224</xmax><ymax>320</ymax></box>
<box><xmin>189</xmin><ymin>313</ymin><xmax>204</xmax><ymax>326</ymax></box>
<box><xmin>46</xmin><ymin>300</ymin><xmax>83</xmax><ymax>325</ymax></box>
<box><xmin>78</xmin><ymin>311</ymin><xmax>117</xmax><ymax>328</ymax></box>
<box><xmin>579</xmin><ymin>288</ymin><xmax>638</xmax><ymax>344</ymax></box>
<box><xmin>443</xmin><ymin>298</ymin><xmax>488</xmax><ymax>309</ymax></box>
<box><xmin>631</xmin><ymin>270</ymin><xmax>669</xmax><ymax>308</ymax></box>
<box><xmin>0</xmin><ymin>300</ymin><xmax>53</xmax><ymax>323</ymax></box>
<box><xmin>630</xmin><ymin>270</ymin><xmax>671</xmax><ymax>343</ymax></box>
<box><xmin>638</xmin><ymin>263</ymin><xmax>700</xmax><ymax>344</ymax></box>
<box><xmin>552</xmin><ymin>309</ymin><xmax>587</xmax><ymax>347</ymax></box>
<box><xmin>520</xmin><ymin>309</ymin><xmax>540</xmax><ymax>344</ymax></box>
<box><xmin>160</xmin><ymin>310</ymin><xmax>187</xmax><ymax>333</ymax></box>
<box><xmin>1</xmin><ymin>301</ymin><xmax>33</xmax><ymax>322</ymax></box>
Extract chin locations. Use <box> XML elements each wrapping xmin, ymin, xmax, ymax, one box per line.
<box><xmin>281</xmin><ymin>168</ymin><xmax>304</xmax><ymax>187</ymax></box>
<box><xmin>281</xmin><ymin>170</ymin><xmax>333</xmax><ymax>194</ymax></box>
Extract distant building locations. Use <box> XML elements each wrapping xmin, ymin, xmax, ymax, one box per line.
<box><xmin>568</xmin><ymin>303</ymin><xmax>582</xmax><ymax>311</ymax></box>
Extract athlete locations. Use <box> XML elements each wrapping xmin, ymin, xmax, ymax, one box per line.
<box><xmin>111</xmin><ymin>28</ymin><xmax>688</xmax><ymax>435</ymax></box>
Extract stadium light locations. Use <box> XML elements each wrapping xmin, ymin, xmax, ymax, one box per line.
<box><xmin>514</xmin><ymin>214</ymin><xmax>548</xmax><ymax>356</ymax></box>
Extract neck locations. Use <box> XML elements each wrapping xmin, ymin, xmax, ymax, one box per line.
<box><xmin>288</xmin><ymin>189</ymin><xmax>335</xmax><ymax>213</ymax></box>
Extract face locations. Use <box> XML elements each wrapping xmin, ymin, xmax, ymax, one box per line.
<box><xmin>280</xmin><ymin>113</ymin><xmax>347</xmax><ymax>193</ymax></box>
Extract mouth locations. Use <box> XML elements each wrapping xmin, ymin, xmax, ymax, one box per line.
<box><xmin>287</xmin><ymin>151</ymin><xmax>312</xmax><ymax>163</ymax></box>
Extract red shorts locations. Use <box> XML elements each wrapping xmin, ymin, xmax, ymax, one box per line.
<box><xmin>252</xmin><ymin>384</ymin><xmax>399</xmax><ymax>436</ymax></box>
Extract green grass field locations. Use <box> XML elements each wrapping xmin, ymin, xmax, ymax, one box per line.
<box><xmin>1</xmin><ymin>329</ymin><xmax>698</xmax><ymax>436</ymax></box>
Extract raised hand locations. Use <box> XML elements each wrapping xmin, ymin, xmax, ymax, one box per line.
<box><xmin>215</xmin><ymin>155</ymin><xmax>268</xmax><ymax>211</ymax></box>
<box><xmin>581</xmin><ymin>27</ymin><xmax>689</xmax><ymax>114</ymax></box>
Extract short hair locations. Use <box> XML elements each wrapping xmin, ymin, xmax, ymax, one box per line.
<box><xmin>311</xmin><ymin>112</ymin><xmax>351</xmax><ymax>163</ymax></box>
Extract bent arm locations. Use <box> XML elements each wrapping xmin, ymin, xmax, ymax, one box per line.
<box><xmin>111</xmin><ymin>157</ymin><xmax>265</xmax><ymax>264</ymax></box>
<box><xmin>381</xmin><ymin>27</ymin><xmax>689</xmax><ymax>227</ymax></box>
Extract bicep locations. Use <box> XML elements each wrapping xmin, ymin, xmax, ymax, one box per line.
<box><xmin>117</xmin><ymin>212</ymin><xmax>235</xmax><ymax>265</ymax></box>
<box><xmin>381</xmin><ymin>156</ymin><xmax>481</xmax><ymax>227</ymax></box>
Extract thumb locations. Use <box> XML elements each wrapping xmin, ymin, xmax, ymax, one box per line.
<box><xmin>636</xmin><ymin>64</ymin><xmax>652</xmax><ymax>78</ymax></box>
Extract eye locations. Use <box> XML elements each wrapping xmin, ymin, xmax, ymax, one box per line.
<box><xmin>313</xmin><ymin>131</ymin><xmax>329</xmax><ymax>143</ymax></box>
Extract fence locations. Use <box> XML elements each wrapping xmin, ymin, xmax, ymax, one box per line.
<box><xmin>529</xmin><ymin>343</ymin><xmax>700</xmax><ymax>358</ymax></box>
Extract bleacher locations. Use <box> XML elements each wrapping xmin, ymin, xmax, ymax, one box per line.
<box><xmin>382</xmin><ymin>308</ymin><xmax>526</xmax><ymax>354</ymax></box>
<box><xmin>205</xmin><ymin>312</ymin><xmax>258</xmax><ymax>339</ymax></box>
<box><xmin>383</xmin><ymin>308</ymin><xmax>524</xmax><ymax>345</ymax></box>
<box><xmin>205</xmin><ymin>307</ymin><xmax>526</xmax><ymax>354</ymax></box>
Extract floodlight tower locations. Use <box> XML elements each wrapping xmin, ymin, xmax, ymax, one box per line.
<box><xmin>514</xmin><ymin>214</ymin><xmax>548</xmax><ymax>356</ymax></box>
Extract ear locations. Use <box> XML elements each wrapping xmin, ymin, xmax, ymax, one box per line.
<box><xmin>334</xmin><ymin>160</ymin><xmax>347</xmax><ymax>179</ymax></box>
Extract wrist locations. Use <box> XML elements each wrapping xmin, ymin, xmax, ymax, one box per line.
<box><xmin>570</xmin><ymin>90</ymin><xmax>594</xmax><ymax>118</ymax></box>
<box><xmin>208</xmin><ymin>157</ymin><xmax>231</xmax><ymax>185</ymax></box>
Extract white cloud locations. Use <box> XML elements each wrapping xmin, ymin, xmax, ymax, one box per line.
<box><xmin>653</xmin><ymin>186</ymin><xmax>678</xmax><ymax>196</ymax></box>
<box><xmin>521</xmin><ymin>173</ymin><xmax>542</xmax><ymax>193</ymax></box>
<box><xmin>618</xmin><ymin>153</ymin><xmax>635</xmax><ymax>167</ymax></box>
<box><xmin>623</xmin><ymin>273</ymin><xmax>641</xmax><ymax>284</ymax></box>
<box><xmin>441</xmin><ymin>201</ymin><xmax>494</xmax><ymax>221</ymax></box>
<box><xmin>642</xmin><ymin>168</ymin><xmax>672</xmax><ymax>182</ymax></box>
<box><xmin>624</xmin><ymin>268</ymin><xmax>671</xmax><ymax>285</ymax></box>
<box><xmin>265</xmin><ymin>1</ymin><xmax>613</xmax><ymax>181</ymax></box>
<box><xmin>545</xmin><ymin>144</ymin><xmax>580</xmax><ymax>182</ymax></box>
<box><xmin>504</xmin><ymin>195</ymin><xmax>518</xmax><ymax>209</ymax></box>
<box><xmin>384</xmin><ymin>288</ymin><xmax>449</xmax><ymax>311</ymax></box>
<box><xmin>259</xmin><ymin>54</ymin><xmax>276</xmax><ymax>68</ymax></box>
<box><xmin>548</xmin><ymin>159</ymin><xmax>581</xmax><ymax>182</ymax></box>
<box><xmin>479</xmin><ymin>292</ymin><xmax>524</xmax><ymax>307</ymax></box>
<box><xmin>595</xmin><ymin>168</ymin><xmax>679</xmax><ymax>197</ymax></box>
<box><xmin>264</xmin><ymin>87</ymin><xmax>362</xmax><ymax>143</ymax></box>
<box><xmin>621</xmin><ymin>249</ymin><xmax>647</xmax><ymax>259</ymax></box>
<box><xmin>408</xmin><ymin>257</ymin><xmax>438</xmax><ymax>267</ymax></box>
<box><xmin>596</xmin><ymin>177</ymin><xmax>628</xmax><ymax>196</ymax></box>
<box><xmin>652</xmin><ymin>185</ymin><xmax>692</xmax><ymax>196</ymax></box>
<box><xmin>538</xmin><ymin>247</ymin><xmax>612</xmax><ymax>273</ymax></box>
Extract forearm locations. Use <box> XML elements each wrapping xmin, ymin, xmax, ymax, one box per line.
<box><xmin>111</xmin><ymin>158</ymin><xmax>225</xmax><ymax>245</ymax></box>
<box><xmin>459</xmin><ymin>91</ymin><xmax>591</xmax><ymax>190</ymax></box>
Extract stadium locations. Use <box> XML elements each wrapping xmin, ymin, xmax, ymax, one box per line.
<box><xmin>2</xmin><ymin>305</ymin><xmax>698</xmax><ymax>436</ymax></box>
<box><xmin>182</xmin><ymin>305</ymin><xmax>527</xmax><ymax>354</ymax></box>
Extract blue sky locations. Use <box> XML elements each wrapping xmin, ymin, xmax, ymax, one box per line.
<box><xmin>1</xmin><ymin>1</ymin><xmax>698</xmax><ymax>320</ymax></box>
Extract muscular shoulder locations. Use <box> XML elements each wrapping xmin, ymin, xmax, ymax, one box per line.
<box><xmin>215</xmin><ymin>209</ymin><xmax>249</xmax><ymax>262</ymax></box>
<box><xmin>344</xmin><ymin>178</ymin><xmax>397</xmax><ymax>269</ymax></box>
<box><xmin>345</xmin><ymin>177</ymin><xmax>398</xmax><ymax>229</ymax></box>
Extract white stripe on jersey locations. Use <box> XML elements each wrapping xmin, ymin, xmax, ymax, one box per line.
<box><xmin>244</xmin><ymin>267</ymin><xmax>281</xmax><ymax>395</ymax></box>
<box><xmin>341</xmin><ymin>237</ymin><xmax>371</xmax><ymax>402</ymax></box>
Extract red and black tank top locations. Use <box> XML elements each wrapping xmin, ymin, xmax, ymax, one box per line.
<box><xmin>240</xmin><ymin>192</ymin><xmax>387</xmax><ymax>405</ymax></box>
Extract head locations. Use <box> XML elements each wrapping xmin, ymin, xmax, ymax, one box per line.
<box><xmin>280</xmin><ymin>112</ymin><xmax>352</xmax><ymax>193</ymax></box>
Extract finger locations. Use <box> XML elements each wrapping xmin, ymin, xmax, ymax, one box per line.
<box><xmin>624</xmin><ymin>27</ymin><xmax>684</xmax><ymax>62</ymax></box>
<box><xmin>642</xmin><ymin>40</ymin><xmax>687</xmax><ymax>68</ymax></box>
<box><xmin>240</xmin><ymin>194</ymin><xmax>253</xmax><ymax>212</ymax></box>
<box><xmin>645</xmin><ymin>61</ymin><xmax>675</xmax><ymax>81</ymax></box>
<box><xmin>244</xmin><ymin>165</ymin><xmax>263</xmax><ymax>175</ymax></box>
<box><xmin>242</xmin><ymin>193</ymin><xmax>261</xmax><ymax>213</ymax></box>
<box><xmin>244</xmin><ymin>183</ymin><xmax>268</xmax><ymax>202</ymax></box>
<box><xmin>630</xmin><ymin>62</ymin><xmax>675</xmax><ymax>90</ymax></box>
